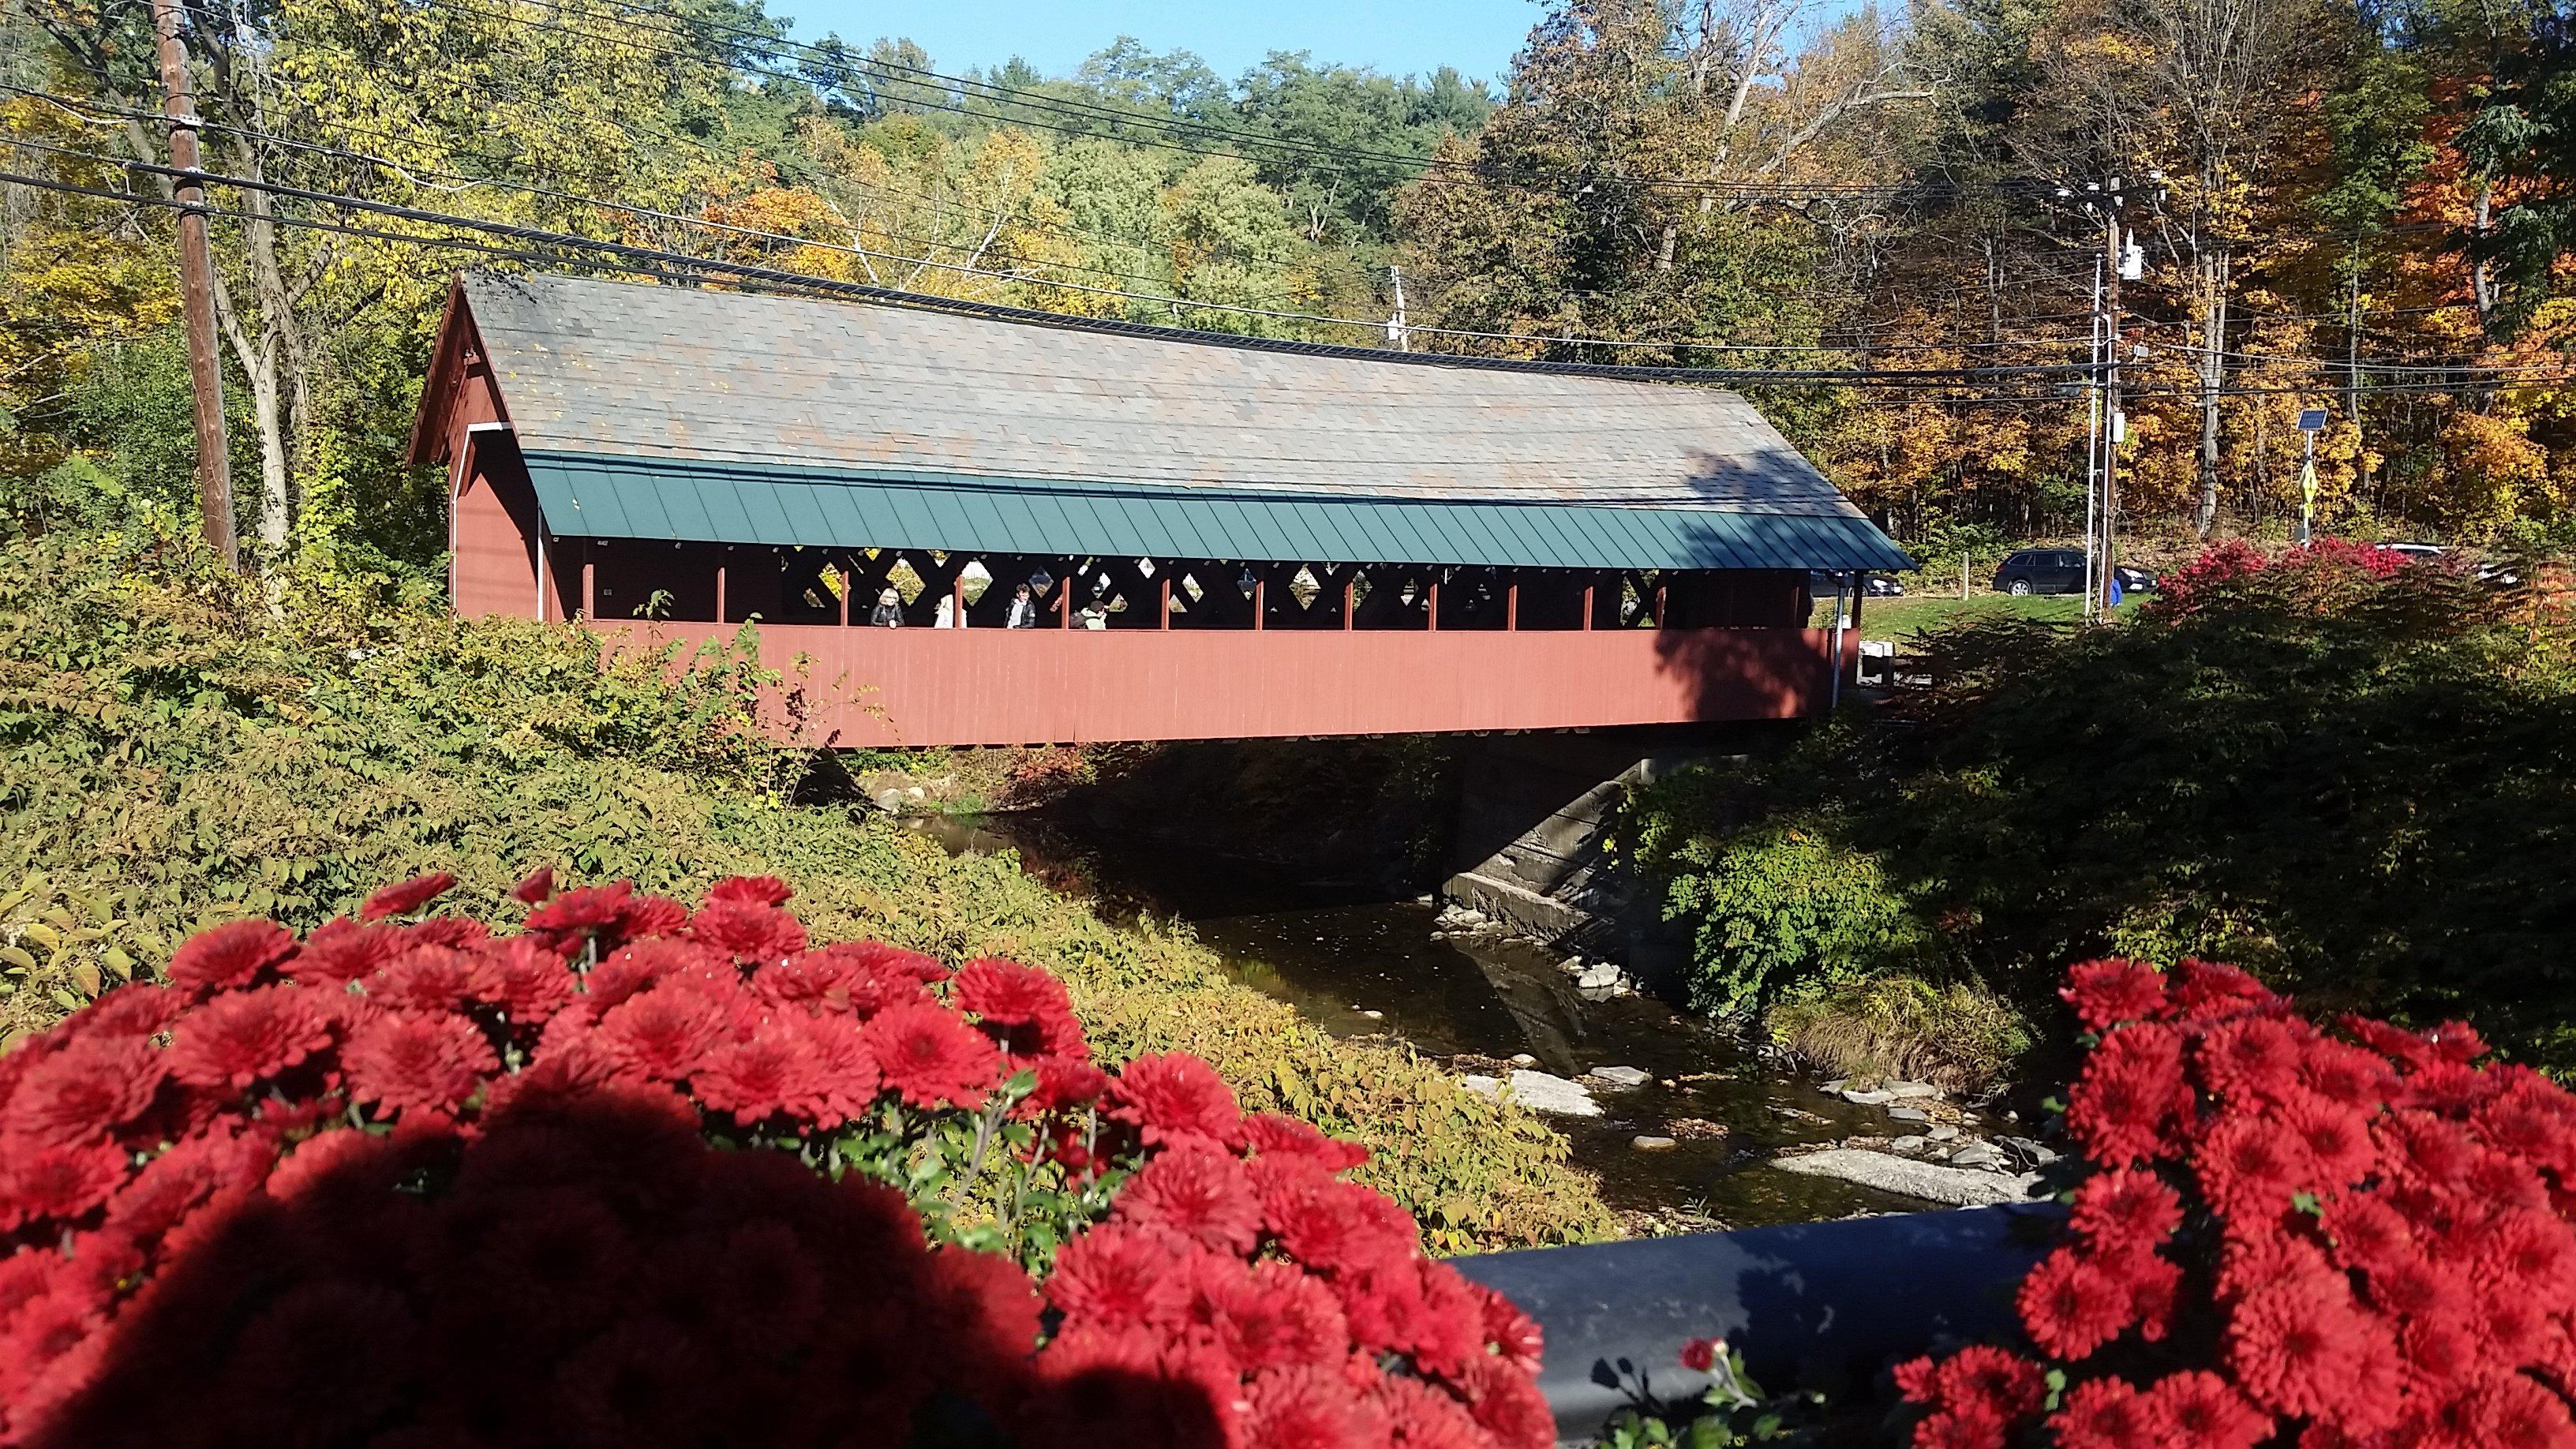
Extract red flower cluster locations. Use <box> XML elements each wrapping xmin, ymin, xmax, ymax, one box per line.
<box><xmin>0</xmin><ymin>874</ymin><xmax>1549</xmax><ymax>1449</ymax></box>
<box><xmin>1899</xmin><ymin>958</ymin><xmax>2576</xmax><ymax>1448</ymax></box>
<box><xmin>2150</xmin><ymin>537</ymin><xmax>2413</xmax><ymax>616</ymax></box>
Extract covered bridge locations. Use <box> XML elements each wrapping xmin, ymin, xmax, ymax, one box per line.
<box><xmin>408</xmin><ymin>272</ymin><xmax>1907</xmax><ymax>747</ymax></box>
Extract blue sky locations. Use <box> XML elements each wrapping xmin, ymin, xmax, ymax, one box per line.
<box><xmin>778</xmin><ymin>0</ymin><xmax>1547</xmax><ymax>86</ymax></box>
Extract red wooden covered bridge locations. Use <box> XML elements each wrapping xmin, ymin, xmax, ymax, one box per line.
<box><xmin>409</xmin><ymin>273</ymin><xmax>1908</xmax><ymax>747</ymax></box>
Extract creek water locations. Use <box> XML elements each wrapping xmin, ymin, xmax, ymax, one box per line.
<box><xmin>907</xmin><ymin>811</ymin><xmax>1934</xmax><ymax>1229</ymax></box>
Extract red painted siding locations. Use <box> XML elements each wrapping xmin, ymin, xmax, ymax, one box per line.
<box><xmin>591</xmin><ymin>621</ymin><xmax>1849</xmax><ymax>747</ymax></box>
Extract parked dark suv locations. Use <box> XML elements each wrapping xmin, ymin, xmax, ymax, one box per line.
<box><xmin>1991</xmin><ymin>548</ymin><xmax>2087</xmax><ymax>595</ymax></box>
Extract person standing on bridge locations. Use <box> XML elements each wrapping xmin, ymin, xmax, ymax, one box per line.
<box><xmin>1005</xmin><ymin>582</ymin><xmax>1040</xmax><ymax>628</ymax></box>
<box><xmin>870</xmin><ymin>587</ymin><xmax>904</xmax><ymax>627</ymax></box>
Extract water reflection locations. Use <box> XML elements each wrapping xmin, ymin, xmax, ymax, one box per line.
<box><xmin>905</xmin><ymin>812</ymin><xmax>1928</xmax><ymax>1227</ymax></box>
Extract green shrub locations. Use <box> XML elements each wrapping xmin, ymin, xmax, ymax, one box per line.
<box><xmin>1767</xmin><ymin>970</ymin><xmax>2033</xmax><ymax>1097</ymax></box>
<box><xmin>1656</xmin><ymin>818</ymin><xmax>1936</xmax><ymax>1019</ymax></box>
<box><xmin>0</xmin><ymin>531</ymin><xmax>1614</xmax><ymax>1251</ymax></box>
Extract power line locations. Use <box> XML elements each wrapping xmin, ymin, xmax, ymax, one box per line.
<box><xmin>3</xmin><ymin>123</ymin><xmax>2101</xmax><ymax>370</ymax></box>
<box><xmin>0</xmin><ymin>147</ymin><xmax>2104</xmax><ymax>391</ymax></box>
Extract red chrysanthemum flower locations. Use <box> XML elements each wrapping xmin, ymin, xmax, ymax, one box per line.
<box><xmin>594</xmin><ymin>986</ymin><xmax>725</xmax><ymax>1082</ymax></box>
<box><xmin>0</xmin><ymin>1140</ymin><xmax>127</xmax><ymax>1230</ymax></box>
<box><xmin>2196</xmin><ymin>1016</ymin><xmax>2312</xmax><ymax>1103</ymax></box>
<box><xmin>2362</xmin><ymin>1252</ymin><xmax>2467</xmax><ymax>1322</ymax></box>
<box><xmin>2340</xmin><ymin>1014</ymin><xmax>2440</xmax><ymax>1073</ymax></box>
<box><xmin>706</xmin><ymin>875</ymin><xmax>793</xmax><ymax>908</ymax></box>
<box><xmin>398</xmin><ymin>915</ymin><xmax>489</xmax><ymax>951</ymax></box>
<box><xmin>689</xmin><ymin>900</ymin><xmax>808</xmax><ymax>963</ymax></box>
<box><xmin>2070</xmin><ymin>1169</ymin><xmax>2183</xmax><ymax>1256</ymax></box>
<box><xmin>1910</xmin><ymin>1405</ymin><xmax>2009</xmax><ymax>1449</ymax></box>
<box><xmin>369</xmin><ymin>945</ymin><xmax>477</xmax><ymax>1016</ymax></box>
<box><xmin>2280</xmin><ymin>1093</ymin><xmax>2376</xmax><ymax>1190</ymax></box>
<box><xmin>2016</xmin><ymin>1247</ymin><xmax>2135</xmax><ymax>1361</ymax></box>
<box><xmin>1241</xmin><ymin>1112</ymin><xmax>1372</xmax><ymax>1174</ymax></box>
<box><xmin>2457</xmin><ymin>1368</ymin><xmax>2576</xmax><ymax>1443</ymax></box>
<box><xmin>1115</xmin><ymin>1143</ymin><xmax>1263</xmax><ymax>1255</ymax></box>
<box><xmin>1908</xmin><ymin>1344</ymin><xmax>2044</xmax><ymax>1423</ymax></box>
<box><xmin>1678</xmin><ymin>1336</ymin><xmax>1720</xmax><ymax>1372</ymax></box>
<box><xmin>2140</xmin><ymin>1371</ymin><xmax>2271</xmax><ymax>1449</ymax></box>
<box><xmin>2324</xmin><ymin>1194</ymin><xmax>2415</xmax><ymax>1275</ymax></box>
<box><xmin>861</xmin><ymin>1002</ymin><xmax>1004</xmax><ymax>1110</ymax></box>
<box><xmin>465</xmin><ymin>934</ymin><xmax>580</xmax><ymax>1025</ymax></box>
<box><xmin>2215</xmin><ymin>1226</ymin><xmax>2334</xmax><ymax>1303</ymax></box>
<box><xmin>2477</xmin><ymin>1080</ymin><xmax>2576</xmax><ymax>1178</ymax></box>
<box><xmin>2226</xmin><ymin>1275</ymin><xmax>2398</xmax><ymax>1428</ymax></box>
<box><xmin>2068</xmin><ymin>1023</ymin><xmax>2192</xmax><ymax>1167</ymax></box>
<box><xmin>2166</xmin><ymin>958</ymin><xmax>2279</xmax><ymax>1019</ymax></box>
<box><xmin>775</xmin><ymin>1013</ymin><xmax>882</xmax><ymax>1128</ymax></box>
<box><xmin>1243</xmin><ymin>1363</ymin><xmax>1390</xmax><ymax>1449</ymax></box>
<box><xmin>2197</xmin><ymin>1110</ymin><xmax>2318</xmax><ymax>1219</ymax></box>
<box><xmin>1255</xmin><ymin>1159</ymin><xmax>1420</xmax><ymax>1275</ymax></box>
<box><xmin>1200</xmin><ymin>1258</ymin><xmax>1349</xmax><ymax>1373</ymax></box>
<box><xmin>2</xmin><ymin>1035</ymin><xmax>163</xmax><ymax>1147</ymax></box>
<box><xmin>510</xmin><ymin>863</ymin><xmax>556</xmax><ymax>903</ymax></box>
<box><xmin>2423</xmin><ymin>1021</ymin><xmax>2487</xmax><ymax>1065</ymax></box>
<box><xmin>1456</xmin><ymin>1350</ymin><xmax>1554</xmax><ymax>1449</ymax></box>
<box><xmin>691</xmin><ymin>1028</ymin><xmax>826</xmax><ymax>1125</ymax></box>
<box><xmin>1046</xmin><ymin>1222</ymin><xmax>1189</xmax><ymax>1328</ymax></box>
<box><xmin>342</xmin><ymin>1011</ymin><xmax>496</xmax><ymax>1116</ymax></box>
<box><xmin>2050</xmin><ymin>1376</ymin><xmax>2155</xmax><ymax>1449</ymax></box>
<box><xmin>524</xmin><ymin>881</ymin><xmax>635</xmax><ymax>934</ymax></box>
<box><xmin>612</xmin><ymin>894</ymin><xmax>691</xmax><ymax>941</ymax></box>
<box><xmin>163</xmin><ymin>984</ymin><xmax>335</xmax><ymax>1089</ymax></box>
<box><xmin>1374</xmin><ymin>1375</ymin><xmax>1491</xmax><ymax>1449</ymax></box>
<box><xmin>2297</xmin><ymin>1039</ymin><xmax>2399</xmax><ymax>1109</ymax></box>
<box><xmin>2481</xmin><ymin>1211</ymin><xmax>2576</xmax><ymax>1305</ymax></box>
<box><xmin>60</xmin><ymin>983</ymin><xmax>184</xmax><ymax>1042</ymax></box>
<box><xmin>1025</xmin><ymin>1056</ymin><xmax>1113</xmax><ymax>1114</ymax></box>
<box><xmin>1109</xmin><ymin>1053</ymin><xmax>1242</xmax><ymax>1149</ymax></box>
<box><xmin>166</xmin><ymin>918</ymin><xmax>298</xmax><ymax>995</ymax></box>
<box><xmin>953</xmin><ymin>958</ymin><xmax>1086</xmax><ymax>1061</ymax></box>
<box><xmin>2062</xmin><ymin>960</ymin><xmax>2168</xmax><ymax>1032</ymax></box>
<box><xmin>1470</xmin><ymin>1281</ymin><xmax>1544</xmax><ymax>1375</ymax></box>
<box><xmin>290</xmin><ymin>917</ymin><xmax>407</xmax><ymax>986</ymax></box>
<box><xmin>763</xmin><ymin>942</ymin><xmax>946</xmax><ymax>1018</ymax></box>
<box><xmin>359</xmin><ymin>871</ymin><xmax>457</xmax><ymax>923</ymax></box>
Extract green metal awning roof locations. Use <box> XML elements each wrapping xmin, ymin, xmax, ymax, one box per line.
<box><xmin>521</xmin><ymin>450</ymin><xmax>1914</xmax><ymax>573</ymax></box>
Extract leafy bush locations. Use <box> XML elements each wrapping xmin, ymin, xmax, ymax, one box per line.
<box><xmin>1897</xmin><ymin>958</ymin><xmax>2576</xmax><ymax>1445</ymax></box>
<box><xmin>0</xmin><ymin>877</ymin><xmax>1557</xmax><ymax>1447</ymax></box>
<box><xmin>1631</xmin><ymin>540</ymin><xmax>2576</xmax><ymax>1069</ymax></box>
<box><xmin>1655</xmin><ymin>818</ymin><xmax>1936</xmax><ymax>1019</ymax></box>
<box><xmin>1768</xmin><ymin>971</ymin><xmax>2033</xmax><ymax>1098</ymax></box>
<box><xmin>0</xmin><ymin>532</ymin><xmax>1612</xmax><ymax>1251</ymax></box>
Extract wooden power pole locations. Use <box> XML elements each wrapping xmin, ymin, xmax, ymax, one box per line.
<box><xmin>2100</xmin><ymin>182</ymin><xmax>2123</xmax><ymax>616</ymax></box>
<box><xmin>152</xmin><ymin>0</ymin><xmax>238</xmax><ymax>570</ymax></box>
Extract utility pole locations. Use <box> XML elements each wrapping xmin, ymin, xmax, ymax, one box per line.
<box><xmin>2099</xmin><ymin>178</ymin><xmax>2129</xmax><ymax>616</ymax></box>
<box><xmin>2082</xmin><ymin>249</ymin><xmax>2103</xmax><ymax>621</ymax></box>
<box><xmin>1385</xmin><ymin>265</ymin><xmax>1410</xmax><ymax>353</ymax></box>
<box><xmin>152</xmin><ymin>0</ymin><xmax>238</xmax><ymax>570</ymax></box>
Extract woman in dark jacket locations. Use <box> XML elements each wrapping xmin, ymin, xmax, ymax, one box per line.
<box><xmin>869</xmin><ymin>588</ymin><xmax>904</xmax><ymax>627</ymax></box>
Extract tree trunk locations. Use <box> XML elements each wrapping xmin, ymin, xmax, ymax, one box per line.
<box><xmin>2196</xmin><ymin>245</ymin><xmax>2229</xmax><ymax>537</ymax></box>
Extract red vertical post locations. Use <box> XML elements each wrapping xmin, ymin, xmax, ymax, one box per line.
<box><xmin>1058</xmin><ymin>567</ymin><xmax>1072</xmax><ymax>628</ymax></box>
<box><xmin>581</xmin><ymin>543</ymin><xmax>594</xmax><ymax>620</ymax></box>
<box><xmin>1252</xmin><ymin>571</ymin><xmax>1266</xmax><ymax>631</ymax></box>
<box><xmin>953</xmin><ymin>574</ymin><xmax>966</xmax><ymax>630</ymax></box>
<box><xmin>1342</xmin><ymin>574</ymin><xmax>1356</xmax><ymax>631</ymax></box>
<box><xmin>837</xmin><ymin>560</ymin><xmax>851</xmax><ymax>626</ymax></box>
<box><xmin>1582</xmin><ymin>581</ymin><xmax>1596</xmax><ymax>631</ymax></box>
<box><xmin>1159</xmin><ymin>574</ymin><xmax>1172</xmax><ymax>630</ymax></box>
<box><xmin>715</xmin><ymin>554</ymin><xmax>728</xmax><ymax>625</ymax></box>
<box><xmin>1505</xmin><ymin>578</ymin><xmax>1519</xmax><ymax>631</ymax></box>
<box><xmin>1426</xmin><ymin>575</ymin><xmax>1440</xmax><ymax>633</ymax></box>
<box><xmin>1654</xmin><ymin>581</ymin><xmax>1668</xmax><ymax>628</ymax></box>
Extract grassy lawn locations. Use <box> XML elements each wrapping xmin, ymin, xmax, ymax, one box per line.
<box><xmin>1816</xmin><ymin>590</ymin><xmax>2138</xmax><ymax>638</ymax></box>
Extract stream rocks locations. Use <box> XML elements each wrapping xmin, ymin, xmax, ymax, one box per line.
<box><xmin>1773</xmin><ymin>1148</ymin><xmax>2042</xmax><ymax>1208</ymax></box>
<box><xmin>1630</xmin><ymin>1134</ymin><xmax>1679</xmax><ymax>1151</ymax></box>
<box><xmin>1586</xmin><ymin>1065</ymin><xmax>1651</xmax><ymax>1088</ymax></box>
<box><xmin>1460</xmin><ymin>1069</ymin><xmax>1603</xmax><ymax>1118</ymax></box>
